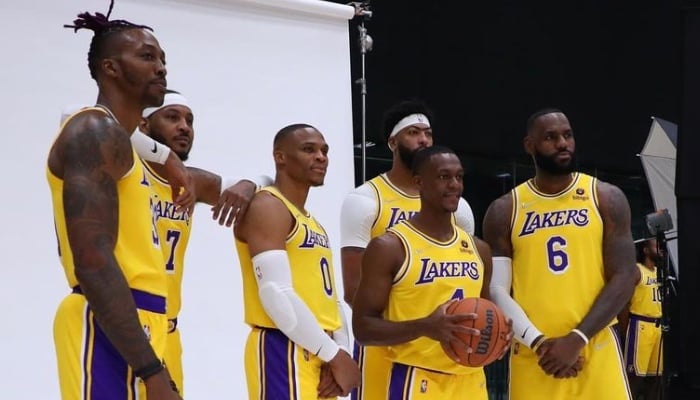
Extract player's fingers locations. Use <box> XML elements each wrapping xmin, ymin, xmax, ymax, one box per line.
<box><xmin>225</xmin><ymin>205</ymin><xmax>238</xmax><ymax>227</ymax></box>
<box><xmin>235</xmin><ymin>202</ymin><xmax>250</xmax><ymax>224</ymax></box>
<box><xmin>440</xmin><ymin>340</ymin><xmax>463</xmax><ymax>363</ymax></box>
<box><xmin>449</xmin><ymin>312</ymin><xmax>478</xmax><ymax>322</ymax></box>
<box><xmin>211</xmin><ymin>199</ymin><xmax>223</xmax><ymax>220</ymax></box>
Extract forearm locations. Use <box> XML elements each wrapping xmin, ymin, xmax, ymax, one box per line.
<box><xmin>576</xmin><ymin>274</ymin><xmax>637</xmax><ymax>339</ymax></box>
<box><xmin>76</xmin><ymin>263</ymin><xmax>160</xmax><ymax>370</ymax></box>
<box><xmin>354</xmin><ymin>314</ymin><xmax>431</xmax><ymax>346</ymax></box>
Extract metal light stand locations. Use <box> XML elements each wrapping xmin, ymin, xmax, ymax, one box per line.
<box><xmin>349</xmin><ymin>1</ymin><xmax>373</xmax><ymax>182</ymax></box>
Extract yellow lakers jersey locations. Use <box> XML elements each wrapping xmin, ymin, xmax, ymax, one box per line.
<box><xmin>47</xmin><ymin>107</ymin><xmax>166</xmax><ymax>297</ymax></box>
<box><xmin>236</xmin><ymin>186</ymin><xmax>340</xmax><ymax>331</ymax></box>
<box><xmin>629</xmin><ymin>263</ymin><xmax>662</xmax><ymax>318</ymax></box>
<box><xmin>510</xmin><ymin>172</ymin><xmax>605</xmax><ymax>337</ymax></box>
<box><xmin>143</xmin><ymin>162</ymin><xmax>192</xmax><ymax>319</ymax></box>
<box><xmin>368</xmin><ymin>174</ymin><xmax>421</xmax><ymax>237</ymax></box>
<box><xmin>386</xmin><ymin>221</ymin><xmax>484</xmax><ymax>375</ymax></box>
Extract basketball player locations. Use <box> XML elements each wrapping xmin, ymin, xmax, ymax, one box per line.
<box><xmin>618</xmin><ymin>238</ymin><xmax>663</xmax><ymax>400</ymax></box>
<box><xmin>483</xmin><ymin>108</ymin><xmax>639</xmax><ymax>399</ymax></box>
<box><xmin>139</xmin><ymin>89</ymin><xmax>272</xmax><ymax>395</ymax></box>
<box><xmin>234</xmin><ymin>124</ymin><xmax>361</xmax><ymax>399</ymax></box>
<box><xmin>352</xmin><ymin>146</ymin><xmax>509</xmax><ymax>399</ymax></box>
<box><xmin>340</xmin><ymin>99</ymin><xmax>475</xmax><ymax>399</ymax></box>
<box><xmin>49</xmin><ymin>4</ymin><xmax>182</xmax><ymax>399</ymax></box>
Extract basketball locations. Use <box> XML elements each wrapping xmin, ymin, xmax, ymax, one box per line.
<box><xmin>443</xmin><ymin>297</ymin><xmax>509</xmax><ymax>367</ymax></box>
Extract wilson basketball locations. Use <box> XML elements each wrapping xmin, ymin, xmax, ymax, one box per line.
<box><xmin>443</xmin><ymin>297</ymin><xmax>509</xmax><ymax>367</ymax></box>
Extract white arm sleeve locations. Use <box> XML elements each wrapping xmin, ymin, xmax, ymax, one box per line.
<box><xmin>131</xmin><ymin>130</ymin><xmax>171</xmax><ymax>164</ymax></box>
<box><xmin>253</xmin><ymin>250</ymin><xmax>340</xmax><ymax>362</ymax></box>
<box><xmin>455</xmin><ymin>197</ymin><xmax>476</xmax><ymax>235</ymax></box>
<box><xmin>339</xmin><ymin>184</ymin><xmax>378</xmax><ymax>249</ymax></box>
<box><xmin>489</xmin><ymin>256</ymin><xmax>544</xmax><ymax>347</ymax></box>
<box><xmin>332</xmin><ymin>301</ymin><xmax>351</xmax><ymax>353</ymax></box>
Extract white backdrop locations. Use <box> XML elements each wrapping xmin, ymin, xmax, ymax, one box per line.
<box><xmin>0</xmin><ymin>0</ymin><xmax>355</xmax><ymax>398</ymax></box>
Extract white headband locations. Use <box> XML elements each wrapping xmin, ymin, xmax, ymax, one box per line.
<box><xmin>388</xmin><ymin>113</ymin><xmax>431</xmax><ymax>139</ymax></box>
<box><xmin>142</xmin><ymin>92</ymin><xmax>190</xmax><ymax>118</ymax></box>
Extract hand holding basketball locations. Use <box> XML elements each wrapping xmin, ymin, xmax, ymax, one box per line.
<box><xmin>424</xmin><ymin>299</ymin><xmax>480</xmax><ymax>364</ymax></box>
<box><xmin>441</xmin><ymin>297</ymin><xmax>511</xmax><ymax>367</ymax></box>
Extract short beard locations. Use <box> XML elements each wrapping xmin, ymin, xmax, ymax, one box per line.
<box><xmin>533</xmin><ymin>151</ymin><xmax>575</xmax><ymax>175</ymax></box>
<box><xmin>150</xmin><ymin>132</ymin><xmax>190</xmax><ymax>161</ymax></box>
<box><xmin>397</xmin><ymin>143</ymin><xmax>424</xmax><ymax>169</ymax></box>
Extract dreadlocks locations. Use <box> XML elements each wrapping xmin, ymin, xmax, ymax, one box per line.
<box><xmin>64</xmin><ymin>0</ymin><xmax>153</xmax><ymax>81</ymax></box>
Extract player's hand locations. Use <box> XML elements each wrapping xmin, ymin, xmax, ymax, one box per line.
<box><xmin>327</xmin><ymin>349</ymin><xmax>360</xmax><ymax>396</ymax></box>
<box><xmin>498</xmin><ymin>317</ymin><xmax>514</xmax><ymax>360</ymax></box>
<box><xmin>426</xmin><ymin>299</ymin><xmax>479</xmax><ymax>363</ymax></box>
<box><xmin>211</xmin><ymin>179</ymin><xmax>256</xmax><ymax>227</ymax></box>
<box><xmin>163</xmin><ymin>152</ymin><xmax>195</xmax><ymax>214</ymax></box>
<box><xmin>557</xmin><ymin>355</ymin><xmax>585</xmax><ymax>378</ymax></box>
<box><xmin>536</xmin><ymin>333</ymin><xmax>586</xmax><ymax>377</ymax></box>
<box><xmin>318</xmin><ymin>362</ymin><xmax>344</xmax><ymax>399</ymax></box>
<box><xmin>144</xmin><ymin>371</ymin><xmax>183</xmax><ymax>400</ymax></box>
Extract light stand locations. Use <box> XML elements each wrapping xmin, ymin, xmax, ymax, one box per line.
<box><xmin>645</xmin><ymin>209</ymin><xmax>677</xmax><ymax>400</ymax></box>
<box><xmin>349</xmin><ymin>1</ymin><xmax>373</xmax><ymax>182</ymax></box>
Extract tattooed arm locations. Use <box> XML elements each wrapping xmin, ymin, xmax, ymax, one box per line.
<box><xmin>54</xmin><ymin>112</ymin><xmax>162</xmax><ymax>373</ymax></box>
<box><xmin>575</xmin><ymin>181</ymin><xmax>640</xmax><ymax>338</ymax></box>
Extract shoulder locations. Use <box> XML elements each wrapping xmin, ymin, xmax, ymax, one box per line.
<box><xmin>341</xmin><ymin>183</ymin><xmax>378</xmax><ymax>221</ymax></box>
<box><xmin>471</xmin><ymin>235</ymin><xmax>493</xmax><ymax>260</ymax></box>
<box><xmin>483</xmin><ymin>192</ymin><xmax>513</xmax><ymax>226</ymax></box>
<box><xmin>594</xmin><ymin>180</ymin><xmax>631</xmax><ymax>219</ymax></box>
<box><xmin>368</xmin><ymin>230</ymin><xmax>403</xmax><ymax>252</ymax></box>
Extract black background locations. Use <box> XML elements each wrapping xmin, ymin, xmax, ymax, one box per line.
<box><xmin>329</xmin><ymin>0</ymin><xmax>682</xmax><ymax>237</ymax></box>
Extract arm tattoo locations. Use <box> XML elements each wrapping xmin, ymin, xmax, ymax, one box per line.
<box><xmin>482</xmin><ymin>194</ymin><xmax>513</xmax><ymax>258</ymax></box>
<box><xmin>62</xmin><ymin>118</ymin><xmax>159</xmax><ymax>370</ymax></box>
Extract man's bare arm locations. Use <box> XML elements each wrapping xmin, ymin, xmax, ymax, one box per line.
<box><xmin>60</xmin><ymin>115</ymin><xmax>161</xmax><ymax>371</ymax></box>
<box><xmin>575</xmin><ymin>182</ymin><xmax>639</xmax><ymax>339</ymax></box>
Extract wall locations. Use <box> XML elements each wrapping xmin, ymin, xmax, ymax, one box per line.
<box><xmin>0</xmin><ymin>0</ymin><xmax>355</xmax><ymax>397</ymax></box>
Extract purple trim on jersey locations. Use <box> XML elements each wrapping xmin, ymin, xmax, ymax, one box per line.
<box><xmin>263</xmin><ymin>329</ymin><xmax>292</xmax><ymax>400</ymax></box>
<box><xmin>73</xmin><ymin>286</ymin><xmax>165</xmax><ymax>314</ymax></box>
<box><xmin>351</xmin><ymin>340</ymin><xmax>363</xmax><ymax>400</ymax></box>
<box><xmin>89</xmin><ymin>313</ymin><xmax>131</xmax><ymax>400</ymax></box>
<box><xmin>624</xmin><ymin>318</ymin><xmax>640</xmax><ymax>373</ymax></box>
<box><xmin>389</xmin><ymin>363</ymin><xmax>412</xmax><ymax>400</ymax></box>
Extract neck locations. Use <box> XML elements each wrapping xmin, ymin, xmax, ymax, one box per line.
<box><xmin>385</xmin><ymin>159</ymin><xmax>418</xmax><ymax>195</ymax></box>
<box><xmin>274</xmin><ymin>174</ymin><xmax>310</xmax><ymax>213</ymax></box>
<box><xmin>644</xmin><ymin>258</ymin><xmax>657</xmax><ymax>270</ymax></box>
<box><xmin>95</xmin><ymin>91</ymin><xmax>143</xmax><ymax>134</ymax></box>
<box><xmin>410</xmin><ymin>209</ymin><xmax>454</xmax><ymax>241</ymax></box>
<box><xmin>533</xmin><ymin>170</ymin><xmax>574</xmax><ymax>194</ymax></box>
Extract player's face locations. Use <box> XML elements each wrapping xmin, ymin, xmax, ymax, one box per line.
<box><xmin>419</xmin><ymin>153</ymin><xmax>464</xmax><ymax>212</ymax></box>
<box><xmin>112</xmin><ymin>29</ymin><xmax>167</xmax><ymax>109</ymax></box>
<box><xmin>646</xmin><ymin>238</ymin><xmax>660</xmax><ymax>262</ymax></box>
<box><xmin>147</xmin><ymin>105</ymin><xmax>194</xmax><ymax>161</ymax></box>
<box><xmin>286</xmin><ymin>128</ymin><xmax>329</xmax><ymax>187</ymax></box>
<box><xmin>393</xmin><ymin>124</ymin><xmax>433</xmax><ymax>168</ymax></box>
<box><xmin>526</xmin><ymin>113</ymin><xmax>576</xmax><ymax>175</ymax></box>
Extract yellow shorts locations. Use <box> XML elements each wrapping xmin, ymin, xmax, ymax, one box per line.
<box><xmin>164</xmin><ymin>319</ymin><xmax>183</xmax><ymax>395</ymax></box>
<box><xmin>245</xmin><ymin>327</ymin><xmax>335</xmax><ymax>400</ymax></box>
<box><xmin>54</xmin><ymin>288</ymin><xmax>168</xmax><ymax>400</ymax></box>
<box><xmin>388</xmin><ymin>362</ymin><xmax>487</xmax><ymax>400</ymax></box>
<box><xmin>509</xmin><ymin>326</ymin><xmax>632</xmax><ymax>400</ymax></box>
<box><xmin>624</xmin><ymin>314</ymin><xmax>663</xmax><ymax>376</ymax></box>
<box><xmin>352</xmin><ymin>342</ymin><xmax>392</xmax><ymax>400</ymax></box>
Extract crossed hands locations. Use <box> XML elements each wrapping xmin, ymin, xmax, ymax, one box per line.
<box><xmin>317</xmin><ymin>349</ymin><xmax>361</xmax><ymax>399</ymax></box>
<box><xmin>535</xmin><ymin>332</ymin><xmax>586</xmax><ymax>378</ymax></box>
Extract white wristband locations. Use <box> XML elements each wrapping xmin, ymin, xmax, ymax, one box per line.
<box><xmin>131</xmin><ymin>130</ymin><xmax>171</xmax><ymax>164</ymax></box>
<box><xmin>571</xmin><ymin>328</ymin><xmax>589</xmax><ymax>344</ymax></box>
